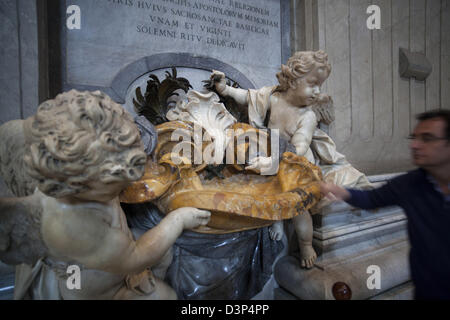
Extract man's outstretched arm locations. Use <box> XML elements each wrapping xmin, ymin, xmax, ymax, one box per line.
<box><xmin>320</xmin><ymin>181</ymin><xmax>399</xmax><ymax>210</ymax></box>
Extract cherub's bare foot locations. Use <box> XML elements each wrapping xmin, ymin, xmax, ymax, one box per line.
<box><xmin>299</xmin><ymin>243</ymin><xmax>317</xmax><ymax>269</ymax></box>
<box><xmin>269</xmin><ymin>221</ymin><xmax>283</xmax><ymax>241</ymax></box>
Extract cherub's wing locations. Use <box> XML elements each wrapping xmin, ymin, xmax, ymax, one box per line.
<box><xmin>0</xmin><ymin>196</ymin><xmax>48</xmax><ymax>266</ymax></box>
<box><xmin>311</xmin><ymin>95</ymin><xmax>335</xmax><ymax>125</ymax></box>
<box><xmin>0</xmin><ymin>119</ymin><xmax>37</xmax><ymax>197</ymax></box>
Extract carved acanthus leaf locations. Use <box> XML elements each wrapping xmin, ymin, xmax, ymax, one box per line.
<box><xmin>166</xmin><ymin>90</ymin><xmax>237</xmax><ymax>164</ymax></box>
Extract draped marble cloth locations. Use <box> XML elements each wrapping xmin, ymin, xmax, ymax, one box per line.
<box><xmin>248</xmin><ymin>86</ymin><xmax>371</xmax><ymax>188</ymax></box>
<box><xmin>123</xmin><ymin>203</ymin><xmax>283</xmax><ymax>300</ymax></box>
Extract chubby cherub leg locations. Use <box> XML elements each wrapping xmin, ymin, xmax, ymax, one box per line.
<box><xmin>292</xmin><ymin>211</ymin><xmax>317</xmax><ymax>269</ymax></box>
<box><xmin>269</xmin><ymin>221</ymin><xmax>284</xmax><ymax>241</ymax></box>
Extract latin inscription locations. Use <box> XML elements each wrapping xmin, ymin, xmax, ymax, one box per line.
<box><xmin>106</xmin><ymin>0</ymin><xmax>279</xmax><ymax>52</ymax></box>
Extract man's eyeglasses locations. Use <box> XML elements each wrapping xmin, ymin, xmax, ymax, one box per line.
<box><xmin>407</xmin><ymin>134</ymin><xmax>448</xmax><ymax>143</ymax></box>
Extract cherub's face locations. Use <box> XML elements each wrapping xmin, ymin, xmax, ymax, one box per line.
<box><xmin>69</xmin><ymin>149</ymin><xmax>146</xmax><ymax>203</ymax></box>
<box><xmin>288</xmin><ymin>65</ymin><xmax>329</xmax><ymax>107</ymax></box>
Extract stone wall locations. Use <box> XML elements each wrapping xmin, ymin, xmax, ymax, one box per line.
<box><xmin>55</xmin><ymin>0</ymin><xmax>290</xmax><ymax>102</ymax></box>
<box><xmin>0</xmin><ymin>0</ymin><xmax>40</xmax><ymax>126</ymax></box>
<box><xmin>291</xmin><ymin>0</ymin><xmax>450</xmax><ymax>175</ymax></box>
<box><xmin>1</xmin><ymin>0</ymin><xmax>450</xmax><ymax>177</ymax></box>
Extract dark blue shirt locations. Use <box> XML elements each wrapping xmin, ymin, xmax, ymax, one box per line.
<box><xmin>346</xmin><ymin>168</ymin><xmax>450</xmax><ymax>299</ymax></box>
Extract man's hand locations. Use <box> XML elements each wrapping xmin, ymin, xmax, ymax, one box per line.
<box><xmin>319</xmin><ymin>182</ymin><xmax>351</xmax><ymax>201</ymax></box>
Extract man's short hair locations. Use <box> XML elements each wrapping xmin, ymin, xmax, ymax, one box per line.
<box><xmin>416</xmin><ymin>109</ymin><xmax>450</xmax><ymax>140</ymax></box>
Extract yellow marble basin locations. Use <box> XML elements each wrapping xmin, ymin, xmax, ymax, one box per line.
<box><xmin>120</xmin><ymin>122</ymin><xmax>323</xmax><ymax>234</ymax></box>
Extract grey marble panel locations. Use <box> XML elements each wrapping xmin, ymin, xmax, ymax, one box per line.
<box><xmin>323</xmin><ymin>0</ymin><xmax>352</xmax><ymax>143</ymax></box>
<box><xmin>349</xmin><ymin>0</ymin><xmax>373</xmax><ymax>141</ymax></box>
<box><xmin>409</xmin><ymin>0</ymin><xmax>426</xmax><ymax>126</ymax></box>
<box><xmin>61</xmin><ymin>0</ymin><xmax>290</xmax><ymax>96</ymax></box>
<box><xmin>392</xmin><ymin>0</ymin><xmax>411</xmax><ymax>139</ymax></box>
<box><xmin>0</xmin><ymin>0</ymin><xmax>22</xmax><ymax>125</ymax></box>
<box><xmin>425</xmin><ymin>0</ymin><xmax>442</xmax><ymax>111</ymax></box>
<box><xmin>17</xmin><ymin>0</ymin><xmax>39</xmax><ymax>119</ymax></box>
<box><xmin>372</xmin><ymin>0</ymin><xmax>393</xmax><ymax>140</ymax></box>
<box><xmin>441</xmin><ymin>0</ymin><xmax>450</xmax><ymax>109</ymax></box>
<box><xmin>0</xmin><ymin>0</ymin><xmax>39</xmax><ymax>124</ymax></box>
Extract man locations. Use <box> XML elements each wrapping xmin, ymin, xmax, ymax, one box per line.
<box><xmin>321</xmin><ymin>109</ymin><xmax>450</xmax><ymax>300</ymax></box>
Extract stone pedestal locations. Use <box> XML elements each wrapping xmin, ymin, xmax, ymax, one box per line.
<box><xmin>274</xmin><ymin>173</ymin><xmax>413</xmax><ymax>300</ymax></box>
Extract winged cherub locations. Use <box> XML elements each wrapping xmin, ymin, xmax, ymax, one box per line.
<box><xmin>210</xmin><ymin>50</ymin><xmax>370</xmax><ymax>268</ymax></box>
<box><xmin>0</xmin><ymin>90</ymin><xmax>210</xmax><ymax>299</ymax></box>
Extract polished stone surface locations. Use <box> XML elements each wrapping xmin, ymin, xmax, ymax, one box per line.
<box><xmin>305</xmin><ymin>0</ymin><xmax>450</xmax><ymax>175</ymax></box>
<box><xmin>0</xmin><ymin>0</ymin><xmax>39</xmax><ymax>125</ymax></box>
<box><xmin>0</xmin><ymin>0</ymin><xmax>22</xmax><ymax>125</ymax></box>
<box><xmin>62</xmin><ymin>0</ymin><xmax>289</xmax><ymax>98</ymax></box>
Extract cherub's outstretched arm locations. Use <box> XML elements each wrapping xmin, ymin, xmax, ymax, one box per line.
<box><xmin>43</xmin><ymin>206</ymin><xmax>210</xmax><ymax>276</ymax></box>
<box><xmin>210</xmin><ymin>70</ymin><xmax>248</xmax><ymax>105</ymax></box>
<box><xmin>122</xmin><ymin>207</ymin><xmax>210</xmax><ymax>274</ymax></box>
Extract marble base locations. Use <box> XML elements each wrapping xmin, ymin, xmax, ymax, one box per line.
<box><xmin>274</xmin><ymin>173</ymin><xmax>412</xmax><ymax>300</ymax></box>
<box><xmin>369</xmin><ymin>281</ymin><xmax>414</xmax><ymax>300</ymax></box>
<box><xmin>274</xmin><ymin>281</ymin><xmax>414</xmax><ymax>300</ymax></box>
<box><xmin>275</xmin><ymin>235</ymin><xmax>410</xmax><ymax>299</ymax></box>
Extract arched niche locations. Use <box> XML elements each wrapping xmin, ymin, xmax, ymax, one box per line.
<box><xmin>111</xmin><ymin>52</ymin><xmax>254</xmax><ymax>102</ymax></box>
<box><xmin>64</xmin><ymin>53</ymin><xmax>256</xmax><ymax>118</ymax></box>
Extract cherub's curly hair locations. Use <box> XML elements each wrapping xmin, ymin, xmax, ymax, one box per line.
<box><xmin>24</xmin><ymin>90</ymin><xmax>146</xmax><ymax>198</ymax></box>
<box><xmin>276</xmin><ymin>50</ymin><xmax>332</xmax><ymax>91</ymax></box>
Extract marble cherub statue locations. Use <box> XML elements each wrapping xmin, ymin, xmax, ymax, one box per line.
<box><xmin>210</xmin><ymin>50</ymin><xmax>370</xmax><ymax>268</ymax></box>
<box><xmin>0</xmin><ymin>90</ymin><xmax>210</xmax><ymax>299</ymax></box>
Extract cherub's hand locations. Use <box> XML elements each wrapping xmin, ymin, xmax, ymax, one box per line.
<box><xmin>169</xmin><ymin>207</ymin><xmax>211</xmax><ymax>230</ymax></box>
<box><xmin>245</xmin><ymin>156</ymin><xmax>273</xmax><ymax>173</ymax></box>
<box><xmin>316</xmin><ymin>93</ymin><xmax>331</xmax><ymax>104</ymax></box>
<box><xmin>210</xmin><ymin>70</ymin><xmax>227</xmax><ymax>95</ymax></box>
